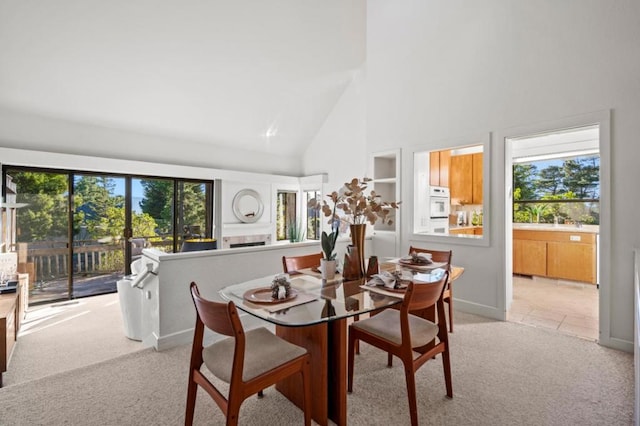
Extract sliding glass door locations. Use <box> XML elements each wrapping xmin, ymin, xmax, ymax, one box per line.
<box><xmin>72</xmin><ymin>174</ymin><xmax>126</xmax><ymax>298</ymax></box>
<box><xmin>3</xmin><ymin>166</ymin><xmax>214</xmax><ymax>305</ymax></box>
<box><xmin>6</xmin><ymin>170</ymin><xmax>70</xmax><ymax>304</ymax></box>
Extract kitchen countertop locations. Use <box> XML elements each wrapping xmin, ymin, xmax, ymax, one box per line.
<box><xmin>449</xmin><ymin>225</ymin><xmax>483</xmax><ymax>230</ymax></box>
<box><xmin>513</xmin><ymin>223</ymin><xmax>599</xmax><ymax>234</ymax></box>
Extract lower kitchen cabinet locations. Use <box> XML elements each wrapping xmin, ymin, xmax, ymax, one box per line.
<box><xmin>449</xmin><ymin>226</ymin><xmax>482</xmax><ymax>236</ymax></box>
<box><xmin>547</xmin><ymin>241</ymin><xmax>597</xmax><ymax>284</ymax></box>
<box><xmin>513</xmin><ymin>229</ymin><xmax>597</xmax><ymax>284</ymax></box>
<box><xmin>513</xmin><ymin>239</ymin><xmax>547</xmax><ymax>276</ymax></box>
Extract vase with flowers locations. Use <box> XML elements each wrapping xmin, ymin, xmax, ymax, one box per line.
<box><xmin>309</xmin><ymin>177</ymin><xmax>400</xmax><ymax>276</ymax></box>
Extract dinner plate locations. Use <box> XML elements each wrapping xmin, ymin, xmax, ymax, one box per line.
<box><xmin>383</xmin><ymin>285</ymin><xmax>407</xmax><ymax>293</ymax></box>
<box><xmin>243</xmin><ymin>287</ymin><xmax>298</xmax><ymax>304</ymax></box>
<box><xmin>369</xmin><ymin>283</ymin><xmax>407</xmax><ymax>293</ymax></box>
<box><xmin>399</xmin><ymin>258</ymin><xmax>432</xmax><ymax>266</ymax></box>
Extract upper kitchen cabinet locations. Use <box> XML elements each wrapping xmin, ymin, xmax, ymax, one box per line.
<box><xmin>429</xmin><ymin>150</ymin><xmax>450</xmax><ymax>187</ymax></box>
<box><xmin>472</xmin><ymin>153</ymin><xmax>483</xmax><ymax>204</ymax></box>
<box><xmin>450</xmin><ymin>152</ymin><xmax>483</xmax><ymax>205</ymax></box>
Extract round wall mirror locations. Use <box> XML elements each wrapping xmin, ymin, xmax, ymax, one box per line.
<box><xmin>232</xmin><ymin>189</ymin><xmax>264</xmax><ymax>223</ymax></box>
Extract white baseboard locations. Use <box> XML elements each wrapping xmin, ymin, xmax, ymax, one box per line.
<box><xmin>599</xmin><ymin>336</ymin><xmax>633</xmax><ymax>353</ymax></box>
<box><xmin>154</xmin><ymin>329</ymin><xmax>193</xmax><ymax>351</ymax></box>
<box><xmin>454</xmin><ymin>298</ymin><xmax>504</xmax><ymax>321</ymax></box>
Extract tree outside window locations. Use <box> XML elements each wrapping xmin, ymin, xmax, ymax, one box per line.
<box><xmin>513</xmin><ymin>155</ymin><xmax>599</xmax><ymax>225</ymax></box>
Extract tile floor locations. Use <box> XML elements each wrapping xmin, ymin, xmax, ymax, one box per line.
<box><xmin>508</xmin><ymin>275</ymin><xmax>599</xmax><ymax>341</ymax></box>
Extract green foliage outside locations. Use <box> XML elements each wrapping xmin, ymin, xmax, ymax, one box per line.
<box><xmin>8</xmin><ymin>170</ymin><xmax>209</xmax><ymax>276</ymax></box>
<box><xmin>513</xmin><ymin>155</ymin><xmax>599</xmax><ymax>224</ymax></box>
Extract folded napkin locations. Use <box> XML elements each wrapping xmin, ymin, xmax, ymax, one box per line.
<box><xmin>366</xmin><ymin>270</ymin><xmax>411</xmax><ymax>289</ymax></box>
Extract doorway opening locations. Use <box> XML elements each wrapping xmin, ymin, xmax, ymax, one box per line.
<box><xmin>506</xmin><ymin>124</ymin><xmax>600</xmax><ymax>341</ymax></box>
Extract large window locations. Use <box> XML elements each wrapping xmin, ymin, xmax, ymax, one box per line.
<box><xmin>276</xmin><ymin>191</ymin><xmax>298</xmax><ymax>241</ymax></box>
<box><xmin>305</xmin><ymin>190</ymin><xmax>320</xmax><ymax>240</ymax></box>
<box><xmin>513</xmin><ymin>154</ymin><xmax>600</xmax><ymax>225</ymax></box>
<box><xmin>2</xmin><ymin>165</ymin><xmax>213</xmax><ymax>304</ymax></box>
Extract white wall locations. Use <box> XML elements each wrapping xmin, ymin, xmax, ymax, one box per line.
<box><xmin>303</xmin><ymin>68</ymin><xmax>368</xmax><ymax>200</ymax></box>
<box><xmin>0</xmin><ymin>106</ymin><xmax>302</xmax><ymax>176</ymax></box>
<box><xmin>363</xmin><ymin>0</ymin><xmax>640</xmax><ymax>350</ymax></box>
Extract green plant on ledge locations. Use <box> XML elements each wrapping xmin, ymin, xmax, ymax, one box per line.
<box><xmin>309</xmin><ymin>192</ymin><xmax>341</xmax><ymax>260</ymax></box>
<box><xmin>288</xmin><ymin>220</ymin><xmax>306</xmax><ymax>243</ymax></box>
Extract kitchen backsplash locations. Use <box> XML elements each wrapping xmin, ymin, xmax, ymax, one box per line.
<box><xmin>450</xmin><ymin>204</ymin><xmax>483</xmax><ymax>226</ymax></box>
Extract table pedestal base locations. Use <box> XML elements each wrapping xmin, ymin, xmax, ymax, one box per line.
<box><xmin>276</xmin><ymin>318</ymin><xmax>347</xmax><ymax>426</ymax></box>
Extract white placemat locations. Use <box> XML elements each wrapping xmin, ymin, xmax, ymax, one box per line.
<box><xmin>360</xmin><ymin>285</ymin><xmax>405</xmax><ymax>299</ymax></box>
<box><xmin>243</xmin><ymin>292</ymin><xmax>318</xmax><ymax>312</ymax></box>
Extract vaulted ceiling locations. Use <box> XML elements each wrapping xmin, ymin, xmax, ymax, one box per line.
<box><xmin>0</xmin><ymin>1</ymin><xmax>366</xmax><ymax>157</ymax></box>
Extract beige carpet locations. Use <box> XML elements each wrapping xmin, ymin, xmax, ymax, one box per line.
<box><xmin>4</xmin><ymin>292</ymin><xmax>143</xmax><ymax>386</ymax></box>
<box><xmin>0</xmin><ymin>295</ymin><xmax>633</xmax><ymax>425</ymax></box>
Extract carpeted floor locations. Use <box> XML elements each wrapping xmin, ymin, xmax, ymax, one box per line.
<box><xmin>0</xmin><ymin>295</ymin><xmax>634</xmax><ymax>425</ymax></box>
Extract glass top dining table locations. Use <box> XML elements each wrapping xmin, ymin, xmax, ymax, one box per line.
<box><xmin>218</xmin><ymin>261</ymin><xmax>460</xmax><ymax>426</ymax></box>
<box><xmin>218</xmin><ymin>268</ymin><xmax>403</xmax><ymax>327</ymax></box>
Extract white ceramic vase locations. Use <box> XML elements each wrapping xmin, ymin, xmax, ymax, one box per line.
<box><xmin>320</xmin><ymin>259</ymin><xmax>337</xmax><ymax>280</ymax></box>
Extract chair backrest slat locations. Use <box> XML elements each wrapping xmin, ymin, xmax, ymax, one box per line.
<box><xmin>190</xmin><ymin>282</ymin><xmax>240</xmax><ymax>337</ymax></box>
<box><xmin>408</xmin><ymin>246</ymin><xmax>452</xmax><ymax>270</ymax></box>
<box><xmin>403</xmin><ymin>272</ymin><xmax>449</xmax><ymax>312</ymax></box>
<box><xmin>282</xmin><ymin>253</ymin><xmax>323</xmax><ymax>274</ymax></box>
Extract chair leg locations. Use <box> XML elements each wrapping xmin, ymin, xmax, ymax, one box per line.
<box><xmin>402</xmin><ymin>362</ymin><xmax>419</xmax><ymax>426</ymax></box>
<box><xmin>354</xmin><ymin>314</ymin><xmax>360</xmax><ymax>354</ymax></box>
<box><xmin>442</xmin><ymin>346</ymin><xmax>453</xmax><ymax>398</ymax></box>
<box><xmin>387</xmin><ymin>352</ymin><xmax>393</xmax><ymax>367</ymax></box>
<box><xmin>226</xmin><ymin>397</ymin><xmax>242</xmax><ymax>426</ymax></box>
<box><xmin>184</xmin><ymin>373</ymin><xmax>198</xmax><ymax>426</ymax></box>
<box><xmin>257</xmin><ymin>390</ymin><xmax>264</xmax><ymax>398</ymax></box>
<box><xmin>301</xmin><ymin>358</ymin><xmax>312</xmax><ymax>426</ymax></box>
<box><xmin>448</xmin><ymin>297</ymin><xmax>454</xmax><ymax>333</ymax></box>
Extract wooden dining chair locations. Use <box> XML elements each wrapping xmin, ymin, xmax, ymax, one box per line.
<box><xmin>282</xmin><ymin>253</ymin><xmax>323</xmax><ymax>275</ymax></box>
<box><xmin>185</xmin><ymin>282</ymin><xmax>312</xmax><ymax>426</ymax></box>
<box><xmin>347</xmin><ymin>273</ymin><xmax>452</xmax><ymax>426</ymax></box>
<box><xmin>408</xmin><ymin>246</ymin><xmax>454</xmax><ymax>332</ymax></box>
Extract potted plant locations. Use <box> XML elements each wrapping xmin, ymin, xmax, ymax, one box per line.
<box><xmin>309</xmin><ymin>192</ymin><xmax>340</xmax><ymax>279</ymax></box>
<box><xmin>310</xmin><ymin>178</ymin><xmax>400</xmax><ymax>275</ymax></box>
<box><xmin>337</xmin><ymin>178</ymin><xmax>400</xmax><ymax>273</ymax></box>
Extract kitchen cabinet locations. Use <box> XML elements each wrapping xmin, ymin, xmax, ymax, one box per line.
<box><xmin>449</xmin><ymin>226</ymin><xmax>482</xmax><ymax>236</ymax></box>
<box><xmin>513</xmin><ymin>238</ymin><xmax>547</xmax><ymax>276</ymax></box>
<box><xmin>449</xmin><ymin>153</ymin><xmax>483</xmax><ymax>205</ymax></box>
<box><xmin>449</xmin><ymin>154</ymin><xmax>472</xmax><ymax>204</ymax></box>
<box><xmin>472</xmin><ymin>153</ymin><xmax>483</xmax><ymax>204</ymax></box>
<box><xmin>547</xmin><ymin>241</ymin><xmax>597</xmax><ymax>284</ymax></box>
<box><xmin>513</xmin><ymin>229</ymin><xmax>597</xmax><ymax>284</ymax></box>
<box><xmin>429</xmin><ymin>150</ymin><xmax>450</xmax><ymax>187</ymax></box>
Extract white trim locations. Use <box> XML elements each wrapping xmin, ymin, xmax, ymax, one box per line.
<box><xmin>453</xmin><ymin>299</ymin><xmax>503</xmax><ymax>320</ymax></box>
<box><xmin>407</xmin><ymin>132</ymin><xmax>491</xmax><ymax>248</ymax></box>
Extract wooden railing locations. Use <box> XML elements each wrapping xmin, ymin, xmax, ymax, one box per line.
<box><xmin>18</xmin><ymin>239</ymin><xmax>174</xmax><ymax>283</ymax></box>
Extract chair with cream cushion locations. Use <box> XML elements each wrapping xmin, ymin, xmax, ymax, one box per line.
<box><xmin>347</xmin><ymin>272</ymin><xmax>452</xmax><ymax>426</ymax></box>
<box><xmin>185</xmin><ymin>282</ymin><xmax>312</xmax><ymax>426</ymax></box>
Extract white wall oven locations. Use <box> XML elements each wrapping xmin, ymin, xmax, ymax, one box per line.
<box><xmin>428</xmin><ymin>186</ymin><xmax>450</xmax><ymax>234</ymax></box>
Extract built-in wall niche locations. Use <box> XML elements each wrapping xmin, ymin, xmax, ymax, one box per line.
<box><xmin>412</xmin><ymin>134</ymin><xmax>490</xmax><ymax>245</ymax></box>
